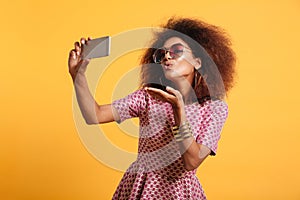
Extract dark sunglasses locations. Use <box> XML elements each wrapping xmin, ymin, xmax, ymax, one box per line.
<box><xmin>152</xmin><ymin>43</ymin><xmax>192</xmax><ymax>64</ymax></box>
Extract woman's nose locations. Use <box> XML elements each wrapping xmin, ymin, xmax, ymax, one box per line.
<box><xmin>164</xmin><ymin>51</ymin><xmax>172</xmax><ymax>61</ymax></box>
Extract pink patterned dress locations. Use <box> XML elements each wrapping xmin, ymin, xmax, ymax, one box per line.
<box><xmin>112</xmin><ymin>89</ymin><xmax>228</xmax><ymax>200</ymax></box>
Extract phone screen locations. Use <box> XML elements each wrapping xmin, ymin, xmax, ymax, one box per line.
<box><xmin>82</xmin><ymin>36</ymin><xmax>111</xmax><ymax>59</ymax></box>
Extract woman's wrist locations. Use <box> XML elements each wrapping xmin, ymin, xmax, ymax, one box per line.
<box><xmin>172</xmin><ymin>121</ymin><xmax>193</xmax><ymax>142</ymax></box>
<box><xmin>173</xmin><ymin>106</ymin><xmax>186</xmax><ymax>126</ymax></box>
<box><xmin>72</xmin><ymin>72</ymin><xmax>87</xmax><ymax>86</ymax></box>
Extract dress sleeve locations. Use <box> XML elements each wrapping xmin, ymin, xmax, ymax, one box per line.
<box><xmin>112</xmin><ymin>89</ymin><xmax>147</xmax><ymax>123</ymax></box>
<box><xmin>195</xmin><ymin>100</ymin><xmax>228</xmax><ymax>156</ymax></box>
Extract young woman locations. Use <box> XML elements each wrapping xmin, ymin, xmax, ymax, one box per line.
<box><xmin>68</xmin><ymin>17</ymin><xmax>236</xmax><ymax>200</ymax></box>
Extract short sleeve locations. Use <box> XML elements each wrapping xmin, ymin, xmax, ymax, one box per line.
<box><xmin>112</xmin><ymin>89</ymin><xmax>147</xmax><ymax>123</ymax></box>
<box><xmin>195</xmin><ymin>100</ymin><xmax>228</xmax><ymax>156</ymax></box>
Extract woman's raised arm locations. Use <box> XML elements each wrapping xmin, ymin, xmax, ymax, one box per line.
<box><xmin>68</xmin><ymin>37</ymin><xmax>119</xmax><ymax>124</ymax></box>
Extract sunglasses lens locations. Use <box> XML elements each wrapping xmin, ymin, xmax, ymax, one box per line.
<box><xmin>153</xmin><ymin>49</ymin><xmax>165</xmax><ymax>64</ymax></box>
<box><xmin>169</xmin><ymin>44</ymin><xmax>184</xmax><ymax>59</ymax></box>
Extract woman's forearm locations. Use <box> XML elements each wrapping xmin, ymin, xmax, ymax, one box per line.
<box><xmin>73</xmin><ymin>73</ymin><xmax>100</xmax><ymax>124</ymax></box>
<box><xmin>175</xmin><ymin>107</ymin><xmax>210</xmax><ymax>171</ymax></box>
<box><xmin>180</xmin><ymin>139</ymin><xmax>210</xmax><ymax>171</ymax></box>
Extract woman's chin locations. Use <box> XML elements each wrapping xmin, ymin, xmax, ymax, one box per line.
<box><xmin>164</xmin><ymin>70</ymin><xmax>181</xmax><ymax>81</ymax></box>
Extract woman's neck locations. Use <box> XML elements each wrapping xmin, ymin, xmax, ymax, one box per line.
<box><xmin>173</xmin><ymin>77</ymin><xmax>195</xmax><ymax>104</ymax></box>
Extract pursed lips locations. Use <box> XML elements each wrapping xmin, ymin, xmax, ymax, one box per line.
<box><xmin>163</xmin><ymin>61</ymin><xmax>174</xmax><ymax>70</ymax></box>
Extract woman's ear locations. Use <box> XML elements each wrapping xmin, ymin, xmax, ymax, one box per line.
<box><xmin>194</xmin><ymin>58</ymin><xmax>202</xmax><ymax>70</ymax></box>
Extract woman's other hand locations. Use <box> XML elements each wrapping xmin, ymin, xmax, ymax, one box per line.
<box><xmin>145</xmin><ymin>86</ymin><xmax>186</xmax><ymax>125</ymax></box>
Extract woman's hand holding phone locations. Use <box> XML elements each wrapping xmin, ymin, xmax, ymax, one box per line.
<box><xmin>68</xmin><ymin>37</ymin><xmax>91</xmax><ymax>81</ymax></box>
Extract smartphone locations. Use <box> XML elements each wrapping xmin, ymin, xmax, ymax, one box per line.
<box><xmin>144</xmin><ymin>83</ymin><xmax>167</xmax><ymax>92</ymax></box>
<box><xmin>82</xmin><ymin>36</ymin><xmax>111</xmax><ymax>59</ymax></box>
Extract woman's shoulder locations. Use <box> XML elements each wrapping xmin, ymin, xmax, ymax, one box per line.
<box><xmin>186</xmin><ymin>98</ymin><xmax>228</xmax><ymax>118</ymax></box>
<box><xmin>186</xmin><ymin>97</ymin><xmax>227</xmax><ymax>109</ymax></box>
<box><xmin>197</xmin><ymin>96</ymin><xmax>227</xmax><ymax>108</ymax></box>
<box><xmin>202</xmin><ymin>98</ymin><xmax>229</xmax><ymax>119</ymax></box>
<box><xmin>123</xmin><ymin>88</ymin><xmax>148</xmax><ymax>100</ymax></box>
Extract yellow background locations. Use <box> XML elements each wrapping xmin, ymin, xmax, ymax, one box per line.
<box><xmin>1</xmin><ymin>0</ymin><xmax>300</xmax><ymax>199</ymax></box>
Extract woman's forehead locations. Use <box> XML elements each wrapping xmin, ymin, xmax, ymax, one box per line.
<box><xmin>163</xmin><ymin>37</ymin><xmax>189</xmax><ymax>48</ymax></box>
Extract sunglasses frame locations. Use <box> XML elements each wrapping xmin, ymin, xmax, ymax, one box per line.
<box><xmin>152</xmin><ymin>43</ymin><xmax>192</xmax><ymax>64</ymax></box>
